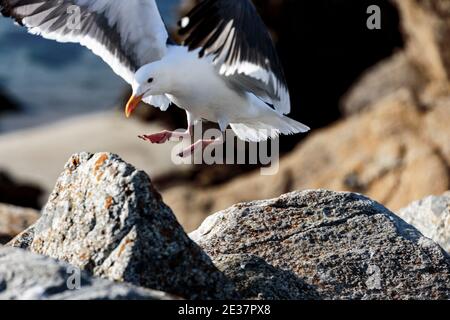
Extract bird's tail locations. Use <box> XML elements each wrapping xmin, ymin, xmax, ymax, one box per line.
<box><xmin>230</xmin><ymin>115</ymin><xmax>310</xmax><ymax>142</ymax></box>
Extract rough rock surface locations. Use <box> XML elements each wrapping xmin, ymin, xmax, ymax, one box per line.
<box><xmin>164</xmin><ymin>92</ymin><xmax>450</xmax><ymax>231</ymax></box>
<box><xmin>190</xmin><ymin>190</ymin><xmax>450</xmax><ymax>300</ymax></box>
<box><xmin>0</xmin><ymin>246</ymin><xmax>176</xmax><ymax>300</ymax></box>
<box><xmin>0</xmin><ymin>203</ymin><xmax>39</xmax><ymax>244</ymax></box>
<box><xmin>399</xmin><ymin>192</ymin><xmax>450</xmax><ymax>253</ymax></box>
<box><xmin>9</xmin><ymin>152</ymin><xmax>237</xmax><ymax>300</ymax></box>
<box><xmin>212</xmin><ymin>254</ymin><xmax>320</xmax><ymax>300</ymax></box>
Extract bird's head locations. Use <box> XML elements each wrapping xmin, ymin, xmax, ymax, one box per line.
<box><xmin>125</xmin><ymin>63</ymin><xmax>170</xmax><ymax>118</ymax></box>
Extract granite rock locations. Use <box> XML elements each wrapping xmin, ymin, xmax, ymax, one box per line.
<box><xmin>190</xmin><ymin>190</ymin><xmax>450</xmax><ymax>299</ymax></box>
<box><xmin>399</xmin><ymin>192</ymin><xmax>450</xmax><ymax>253</ymax></box>
<box><xmin>211</xmin><ymin>254</ymin><xmax>320</xmax><ymax>300</ymax></box>
<box><xmin>9</xmin><ymin>152</ymin><xmax>237</xmax><ymax>300</ymax></box>
<box><xmin>0</xmin><ymin>246</ymin><xmax>177</xmax><ymax>300</ymax></box>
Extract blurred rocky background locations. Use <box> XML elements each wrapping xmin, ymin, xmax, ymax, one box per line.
<box><xmin>160</xmin><ymin>0</ymin><xmax>450</xmax><ymax>231</ymax></box>
<box><xmin>0</xmin><ymin>0</ymin><xmax>449</xmax><ymax>244</ymax></box>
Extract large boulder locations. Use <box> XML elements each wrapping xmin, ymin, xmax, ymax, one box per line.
<box><xmin>164</xmin><ymin>91</ymin><xmax>450</xmax><ymax>231</ymax></box>
<box><xmin>190</xmin><ymin>190</ymin><xmax>450</xmax><ymax>300</ymax></box>
<box><xmin>0</xmin><ymin>203</ymin><xmax>39</xmax><ymax>244</ymax></box>
<box><xmin>0</xmin><ymin>246</ymin><xmax>176</xmax><ymax>300</ymax></box>
<box><xmin>9</xmin><ymin>152</ymin><xmax>237</xmax><ymax>300</ymax></box>
<box><xmin>398</xmin><ymin>192</ymin><xmax>450</xmax><ymax>253</ymax></box>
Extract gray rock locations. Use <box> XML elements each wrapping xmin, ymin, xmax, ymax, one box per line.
<box><xmin>9</xmin><ymin>152</ymin><xmax>237</xmax><ymax>300</ymax></box>
<box><xmin>0</xmin><ymin>246</ymin><xmax>177</xmax><ymax>300</ymax></box>
<box><xmin>190</xmin><ymin>190</ymin><xmax>450</xmax><ymax>300</ymax></box>
<box><xmin>212</xmin><ymin>254</ymin><xmax>319</xmax><ymax>300</ymax></box>
<box><xmin>398</xmin><ymin>192</ymin><xmax>450</xmax><ymax>253</ymax></box>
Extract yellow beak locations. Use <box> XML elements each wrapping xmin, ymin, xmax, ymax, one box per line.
<box><xmin>125</xmin><ymin>94</ymin><xmax>143</xmax><ymax>118</ymax></box>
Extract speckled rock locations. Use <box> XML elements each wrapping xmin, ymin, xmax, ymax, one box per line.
<box><xmin>7</xmin><ymin>225</ymin><xmax>35</xmax><ymax>249</ymax></box>
<box><xmin>190</xmin><ymin>190</ymin><xmax>450</xmax><ymax>300</ymax></box>
<box><xmin>9</xmin><ymin>152</ymin><xmax>237</xmax><ymax>300</ymax></box>
<box><xmin>0</xmin><ymin>203</ymin><xmax>39</xmax><ymax>244</ymax></box>
<box><xmin>0</xmin><ymin>246</ymin><xmax>177</xmax><ymax>300</ymax></box>
<box><xmin>212</xmin><ymin>254</ymin><xmax>319</xmax><ymax>300</ymax></box>
<box><xmin>398</xmin><ymin>192</ymin><xmax>450</xmax><ymax>253</ymax></box>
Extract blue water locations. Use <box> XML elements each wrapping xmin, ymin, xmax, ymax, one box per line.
<box><xmin>0</xmin><ymin>0</ymin><xmax>181</xmax><ymax>132</ymax></box>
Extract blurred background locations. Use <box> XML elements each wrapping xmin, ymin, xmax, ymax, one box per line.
<box><xmin>0</xmin><ymin>0</ymin><xmax>449</xmax><ymax>239</ymax></box>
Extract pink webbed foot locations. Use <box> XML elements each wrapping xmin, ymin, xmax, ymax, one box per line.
<box><xmin>139</xmin><ymin>131</ymin><xmax>172</xmax><ymax>144</ymax></box>
<box><xmin>139</xmin><ymin>130</ymin><xmax>190</xmax><ymax>144</ymax></box>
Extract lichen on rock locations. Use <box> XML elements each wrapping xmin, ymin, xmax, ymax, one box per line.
<box><xmin>190</xmin><ymin>190</ymin><xmax>450</xmax><ymax>300</ymax></box>
<box><xmin>9</xmin><ymin>152</ymin><xmax>237</xmax><ymax>300</ymax></box>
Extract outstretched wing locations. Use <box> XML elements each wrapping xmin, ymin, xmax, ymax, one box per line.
<box><xmin>0</xmin><ymin>0</ymin><xmax>169</xmax><ymax>85</ymax></box>
<box><xmin>179</xmin><ymin>0</ymin><xmax>290</xmax><ymax>114</ymax></box>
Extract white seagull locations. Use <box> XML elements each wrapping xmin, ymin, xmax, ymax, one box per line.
<box><xmin>1</xmin><ymin>0</ymin><xmax>309</xmax><ymax>156</ymax></box>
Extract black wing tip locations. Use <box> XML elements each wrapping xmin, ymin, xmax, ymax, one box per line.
<box><xmin>0</xmin><ymin>0</ymin><xmax>25</xmax><ymax>25</ymax></box>
<box><xmin>177</xmin><ymin>0</ymin><xmax>213</xmax><ymax>36</ymax></box>
<box><xmin>0</xmin><ymin>0</ymin><xmax>11</xmax><ymax>16</ymax></box>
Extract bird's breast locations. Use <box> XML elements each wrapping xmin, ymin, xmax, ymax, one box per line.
<box><xmin>164</xmin><ymin>47</ymin><xmax>250</xmax><ymax>122</ymax></box>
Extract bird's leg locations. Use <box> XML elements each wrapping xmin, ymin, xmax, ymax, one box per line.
<box><xmin>139</xmin><ymin>111</ymin><xmax>195</xmax><ymax>144</ymax></box>
<box><xmin>177</xmin><ymin>118</ymin><xmax>228</xmax><ymax>158</ymax></box>
<box><xmin>177</xmin><ymin>134</ymin><xmax>224</xmax><ymax>158</ymax></box>
<box><xmin>139</xmin><ymin>129</ymin><xmax>191</xmax><ymax>144</ymax></box>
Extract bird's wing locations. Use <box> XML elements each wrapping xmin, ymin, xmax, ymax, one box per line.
<box><xmin>0</xmin><ymin>0</ymin><xmax>169</xmax><ymax>85</ymax></box>
<box><xmin>179</xmin><ymin>0</ymin><xmax>290</xmax><ymax>114</ymax></box>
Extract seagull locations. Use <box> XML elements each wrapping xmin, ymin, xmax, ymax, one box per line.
<box><xmin>0</xmin><ymin>0</ymin><xmax>309</xmax><ymax>157</ymax></box>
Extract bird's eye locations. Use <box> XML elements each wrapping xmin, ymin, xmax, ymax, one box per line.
<box><xmin>148</xmin><ymin>78</ymin><xmax>154</xmax><ymax>83</ymax></box>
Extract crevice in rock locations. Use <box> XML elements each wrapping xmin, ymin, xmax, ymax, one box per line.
<box><xmin>232</xmin><ymin>211</ymin><xmax>364</xmax><ymax>252</ymax></box>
